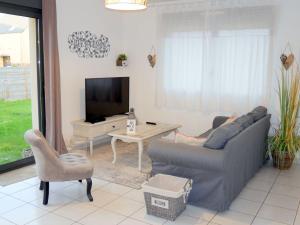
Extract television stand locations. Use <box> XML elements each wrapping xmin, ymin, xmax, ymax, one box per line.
<box><xmin>71</xmin><ymin>115</ymin><xmax>127</xmax><ymax>155</ymax></box>
<box><xmin>85</xmin><ymin>116</ymin><xmax>106</xmax><ymax>124</ymax></box>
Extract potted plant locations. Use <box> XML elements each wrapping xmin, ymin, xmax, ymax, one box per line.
<box><xmin>116</xmin><ymin>54</ymin><xmax>128</xmax><ymax>67</ymax></box>
<box><xmin>268</xmin><ymin>52</ymin><xmax>300</xmax><ymax>170</ymax></box>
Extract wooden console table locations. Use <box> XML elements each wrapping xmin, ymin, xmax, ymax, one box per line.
<box><xmin>72</xmin><ymin>115</ymin><xmax>127</xmax><ymax>155</ymax></box>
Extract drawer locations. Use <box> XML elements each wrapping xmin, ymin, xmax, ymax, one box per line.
<box><xmin>73</xmin><ymin>117</ymin><xmax>127</xmax><ymax>138</ymax></box>
<box><xmin>104</xmin><ymin>120</ymin><xmax>126</xmax><ymax>132</ymax></box>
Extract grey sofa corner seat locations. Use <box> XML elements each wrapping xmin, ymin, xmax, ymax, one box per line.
<box><xmin>148</xmin><ymin>114</ymin><xmax>271</xmax><ymax>211</ymax></box>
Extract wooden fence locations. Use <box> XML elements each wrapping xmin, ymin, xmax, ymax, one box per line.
<box><xmin>0</xmin><ymin>67</ymin><xmax>32</xmax><ymax>101</ymax></box>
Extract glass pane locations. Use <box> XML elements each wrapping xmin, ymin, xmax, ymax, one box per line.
<box><xmin>0</xmin><ymin>13</ymin><xmax>38</xmax><ymax>165</ymax></box>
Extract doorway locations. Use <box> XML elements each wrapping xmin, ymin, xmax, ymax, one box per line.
<box><xmin>0</xmin><ymin>6</ymin><xmax>44</xmax><ymax>173</ymax></box>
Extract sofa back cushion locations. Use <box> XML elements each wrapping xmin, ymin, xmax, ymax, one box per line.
<box><xmin>248</xmin><ymin>106</ymin><xmax>267</xmax><ymax>122</ymax></box>
<box><xmin>212</xmin><ymin>116</ymin><xmax>229</xmax><ymax>129</ymax></box>
<box><xmin>235</xmin><ymin>115</ymin><xmax>254</xmax><ymax>129</ymax></box>
<box><xmin>203</xmin><ymin>122</ymin><xmax>243</xmax><ymax>149</ymax></box>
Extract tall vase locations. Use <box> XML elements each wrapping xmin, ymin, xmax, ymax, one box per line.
<box><xmin>127</xmin><ymin>108</ymin><xmax>136</xmax><ymax>135</ymax></box>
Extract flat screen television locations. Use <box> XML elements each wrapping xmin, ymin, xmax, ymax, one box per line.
<box><xmin>85</xmin><ymin>77</ymin><xmax>129</xmax><ymax>123</ymax></box>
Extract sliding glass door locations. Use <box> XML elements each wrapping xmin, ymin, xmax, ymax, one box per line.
<box><xmin>0</xmin><ymin>5</ymin><xmax>44</xmax><ymax>172</ymax></box>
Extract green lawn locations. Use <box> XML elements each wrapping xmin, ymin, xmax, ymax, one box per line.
<box><xmin>0</xmin><ymin>100</ymin><xmax>32</xmax><ymax>165</ymax></box>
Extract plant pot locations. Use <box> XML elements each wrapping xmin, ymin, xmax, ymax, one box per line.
<box><xmin>116</xmin><ymin>59</ymin><xmax>123</xmax><ymax>66</ymax></box>
<box><xmin>272</xmin><ymin>151</ymin><xmax>295</xmax><ymax>170</ymax></box>
<box><xmin>116</xmin><ymin>59</ymin><xmax>128</xmax><ymax>67</ymax></box>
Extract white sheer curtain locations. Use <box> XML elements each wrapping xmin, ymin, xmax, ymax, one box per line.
<box><xmin>156</xmin><ymin>1</ymin><xmax>275</xmax><ymax>114</ymax></box>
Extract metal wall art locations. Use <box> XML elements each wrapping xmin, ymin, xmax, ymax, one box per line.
<box><xmin>68</xmin><ymin>31</ymin><xmax>110</xmax><ymax>58</ymax></box>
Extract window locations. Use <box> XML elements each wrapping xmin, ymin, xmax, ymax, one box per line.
<box><xmin>0</xmin><ymin>0</ymin><xmax>45</xmax><ymax>173</ymax></box>
<box><xmin>156</xmin><ymin>7</ymin><xmax>273</xmax><ymax>113</ymax></box>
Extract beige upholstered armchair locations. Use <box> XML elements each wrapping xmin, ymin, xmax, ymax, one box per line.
<box><xmin>24</xmin><ymin>129</ymin><xmax>94</xmax><ymax>205</ymax></box>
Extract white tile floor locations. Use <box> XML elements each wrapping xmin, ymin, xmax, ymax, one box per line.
<box><xmin>0</xmin><ymin>164</ymin><xmax>300</xmax><ymax>225</ymax></box>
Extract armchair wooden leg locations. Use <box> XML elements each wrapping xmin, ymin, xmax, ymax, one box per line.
<box><xmin>78</xmin><ymin>180</ymin><xmax>82</xmax><ymax>183</ymax></box>
<box><xmin>86</xmin><ymin>178</ymin><xmax>93</xmax><ymax>202</ymax></box>
<box><xmin>43</xmin><ymin>182</ymin><xmax>49</xmax><ymax>205</ymax></box>
<box><xmin>39</xmin><ymin>181</ymin><xmax>44</xmax><ymax>190</ymax></box>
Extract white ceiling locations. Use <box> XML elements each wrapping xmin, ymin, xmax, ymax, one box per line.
<box><xmin>148</xmin><ymin>0</ymin><xmax>281</xmax><ymax>7</ymax></box>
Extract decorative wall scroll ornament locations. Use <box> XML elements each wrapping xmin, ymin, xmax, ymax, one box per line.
<box><xmin>68</xmin><ymin>31</ymin><xmax>110</xmax><ymax>58</ymax></box>
<box><xmin>147</xmin><ymin>46</ymin><xmax>156</xmax><ymax>68</ymax></box>
<box><xmin>281</xmin><ymin>43</ymin><xmax>295</xmax><ymax>70</ymax></box>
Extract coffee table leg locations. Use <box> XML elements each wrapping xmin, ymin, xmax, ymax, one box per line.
<box><xmin>111</xmin><ymin>137</ymin><xmax>117</xmax><ymax>164</ymax></box>
<box><xmin>138</xmin><ymin>141</ymin><xmax>144</xmax><ymax>172</ymax></box>
<box><xmin>89</xmin><ymin>138</ymin><xmax>94</xmax><ymax>155</ymax></box>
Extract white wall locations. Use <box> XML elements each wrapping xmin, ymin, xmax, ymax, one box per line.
<box><xmin>122</xmin><ymin>0</ymin><xmax>300</xmax><ymax>136</ymax></box>
<box><xmin>56</xmin><ymin>0</ymin><xmax>300</xmax><ymax>143</ymax></box>
<box><xmin>274</xmin><ymin>0</ymin><xmax>300</xmax><ymax>59</ymax></box>
<box><xmin>56</xmin><ymin>0</ymin><xmax>128</xmax><ymax>142</ymax></box>
<box><xmin>269</xmin><ymin>0</ymin><xmax>300</xmax><ymax>127</ymax></box>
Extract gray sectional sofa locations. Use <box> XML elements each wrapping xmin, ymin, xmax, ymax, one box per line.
<box><xmin>148</xmin><ymin>107</ymin><xmax>271</xmax><ymax>211</ymax></box>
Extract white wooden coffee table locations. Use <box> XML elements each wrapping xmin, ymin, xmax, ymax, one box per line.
<box><xmin>108</xmin><ymin>123</ymin><xmax>181</xmax><ymax>171</ymax></box>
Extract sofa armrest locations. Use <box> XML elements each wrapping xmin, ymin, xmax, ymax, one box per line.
<box><xmin>213</xmin><ymin>116</ymin><xmax>229</xmax><ymax>129</ymax></box>
<box><xmin>148</xmin><ymin>140</ymin><xmax>225</xmax><ymax>171</ymax></box>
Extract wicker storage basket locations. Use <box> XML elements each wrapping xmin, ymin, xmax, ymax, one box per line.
<box><xmin>142</xmin><ymin>174</ymin><xmax>192</xmax><ymax>221</ymax></box>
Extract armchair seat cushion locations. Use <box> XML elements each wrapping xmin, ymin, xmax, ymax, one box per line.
<box><xmin>59</xmin><ymin>153</ymin><xmax>94</xmax><ymax>181</ymax></box>
<box><xmin>59</xmin><ymin>153</ymin><xmax>91</xmax><ymax>165</ymax></box>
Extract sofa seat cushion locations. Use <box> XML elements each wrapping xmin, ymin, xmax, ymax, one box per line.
<box><xmin>203</xmin><ymin>122</ymin><xmax>243</xmax><ymax>149</ymax></box>
<box><xmin>148</xmin><ymin>140</ymin><xmax>224</xmax><ymax>171</ymax></box>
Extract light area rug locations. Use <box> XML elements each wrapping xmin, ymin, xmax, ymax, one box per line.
<box><xmin>0</xmin><ymin>141</ymin><xmax>152</xmax><ymax>188</ymax></box>
<box><xmin>78</xmin><ymin>141</ymin><xmax>152</xmax><ymax>189</ymax></box>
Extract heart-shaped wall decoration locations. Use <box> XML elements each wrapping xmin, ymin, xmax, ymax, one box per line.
<box><xmin>281</xmin><ymin>53</ymin><xmax>295</xmax><ymax>70</ymax></box>
<box><xmin>280</xmin><ymin>54</ymin><xmax>287</xmax><ymax>65</ymax></box>
<box><xmin>148</xmin><ymin>54</ymin><xmax>156</xmax><ymax>68</ymax></box>
<box><xmin>285</xmin><ymin>54</ymin><xmax>295</xmax><ymax>70</ymax></box>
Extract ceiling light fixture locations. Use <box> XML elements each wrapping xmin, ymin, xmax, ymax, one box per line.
<box><xmin>105</xmin><ymin>0</ymin><xmax>147</xmax><ymax>11</ymax></box>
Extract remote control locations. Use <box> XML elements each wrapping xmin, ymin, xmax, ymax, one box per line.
<box><xmin>146</xmin><ymin>122</ymin><xmax>157</xmax><ymax>125</ymax></box>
